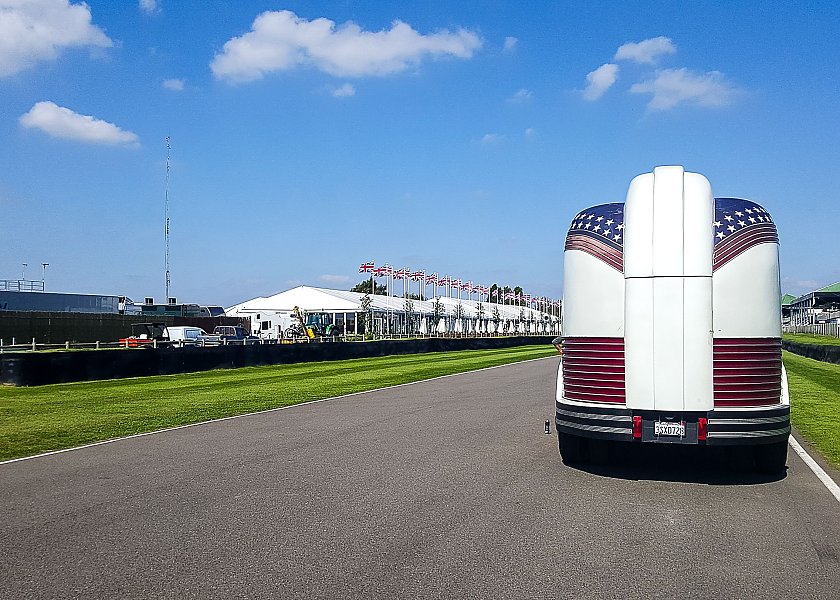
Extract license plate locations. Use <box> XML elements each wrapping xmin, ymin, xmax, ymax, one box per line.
<box><xmin>654</xmin><ymin>421</ymin><xmax>685</xmax><ymax>437</ymax></box>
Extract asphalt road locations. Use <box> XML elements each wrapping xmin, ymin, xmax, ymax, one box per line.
<box><xmin>1</xmin><ymin>357</ymin><xmax>839</xmax><ymax>599</ymax></box>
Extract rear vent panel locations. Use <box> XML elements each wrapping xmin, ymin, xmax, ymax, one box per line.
<box><xmin>562</xmin><ymin>338</ymin><xmax>626</xmax><ymax>404</ymax></box>
<box><xmin>713</xmin><ymin>338</ymin><xmax>782</xmax><ymax>407</ymax></box>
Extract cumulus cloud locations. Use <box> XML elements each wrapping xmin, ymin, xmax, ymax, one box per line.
<box><xmin>582</xmin><ymin>63</ymin><xmax>618</xmax><ymax>101</ymax></box>
<box><xmin>480</xmin><ymin>133</ymin><xmax>500</xmax><ymax>144</ymax></box>
<box><xmin>19</xmin><ymin>101</ymin><xmax>139</xmax><ymax>146</ymax></box>
<box><xmin>163</xmin><ymin>78</ymin><xmax>184</xmax><ymax>91</ymax></box>
<box><xmin>507</xmin><ymin>88</ymin><xmax>532</xmax><ymax>103</ymax></box>
<box><xmin>0</xmin><ymin>0</ymin><xmax>112</xmax><ymax>77</ymax></box>
<box><xmin>332</xmin><ymin>82</ymin><xmax>355</xmax><ymax>97</ymax></box>
<box><xmin>210</xmin><ymin>9</ymin><xmax>482</xmax><ymax>82</ymax></box>
<box><xmin>318</xmin><ymin>274</ymin><xmax>351</xmax><ymax>285</ymax></box>
<box><xmin>139</xmin><ymin>0</ymin><xmax>158</xmax><ymax>15</ymax></box>
<box><xmin>614</xmin><ymin>36</ymin><xmax>676</xmax><ymax>65</ymax></box>
<box><xmin>630</xmin><ymin>68</ymin><xmax>738</xmax><ymax>111</ymax></box>
<box><xmin>503</xmin><ymin>36</ymin><xmax>517</xmax><ymax>52</ymax></box>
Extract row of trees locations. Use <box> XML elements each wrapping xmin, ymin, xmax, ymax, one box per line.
<box><xmin>350</xmin><ymin>279</ymin><xmax>527</xmax><ymax>304</ymax></box>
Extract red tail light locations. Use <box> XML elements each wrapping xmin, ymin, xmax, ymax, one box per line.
<box><xmin>632</xmin><ymin>415</ymin><xmax>642</xmax><ymax>439</ymax></box>
<box><xmin>698</xmin><ymin>417</ymin><xmax>708</xmax><ymax>441</ymax></box>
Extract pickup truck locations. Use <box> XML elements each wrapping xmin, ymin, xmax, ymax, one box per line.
<box><xmin>164</xmin><ymin>326</ymin><xmax>222</xmax><ymax>348</ymax></box>
<box><xmin>119</xmin><ymin>322</ymin><xmax>171</xmax><ymax>348</ymax></box>
<box><xmin>213</xmin><ymin>325</ymin><xmax>260</xmax><ymax>345</ymax></box>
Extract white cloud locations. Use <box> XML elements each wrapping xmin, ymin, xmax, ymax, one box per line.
<box><xmin>139</xmin><ymin>0</ymin><xmax>158</xmax><ymax>15</ymax></box>
<box><xmin>0</xmin><ymin>0</ymin><xmax>112</xmax><ymax>77</ymax></box>
<box><xmin>19</xmin><ymin>101</ymin><xmax>139</xmax><ymax>146</ymax></box>
<box><xmin>503</xmin><ymin>36</ymin><xmax>517</xmax><ymax>52</ymax></box>
<box><xmin>480</xmin><ymin>133</ymin><xmax>500</xmax><ymax>144</ymax></box>
<box><xmin>507</xmin><ymin>88</ymin><xmax>532</xmax><ymax>103</ymax></box>
<box><xmin>318</xmin><ymin>274</ymin><xmax>351</xmax><ymax>285</ymax></box>
<box><xmin>630</xmin><ymin>68</ymin><xmax>738</xmax><ymax>111</ymax></box>
<box><xmin>163</xmin><ymin>78</ymin><xmax>184</xmax><ymax>91</ymax></box>
<box><xmin>582</xmin><ymin>63</ymin><xmax>618</xmax><ymax>101</ymax></box>
<box><xmin>211</xmin><ymin>9</ymin><xmax>482</xmax><ymax>82</ymax></box>
<box><xmin>614</xmin><ymin>36</ymin><xmax>676</xmax><ymax>65</ymax></box>
<box><xmin>332</xmin><ymin>82</ymin><xmax>355</xmax><ymax>97</ymax></box>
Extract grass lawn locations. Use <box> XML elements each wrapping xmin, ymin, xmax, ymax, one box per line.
<box><xmin>0</xmin><ymin>345</ymin><xmax>556</xmax><ymax>462</ymax></box>
<box><xmin>784</xmin><ymin>333</ymin><xmax>840</xmax><ymax>347</ymax></box>
<box><xmin>784</xmin><ymin>351</ymin><xmax>840</xmax><ymax>467</ymax></box>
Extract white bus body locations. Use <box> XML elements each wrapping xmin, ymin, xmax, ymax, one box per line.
<box><xmin>556</xmin><ymin>166</ymin><xmax>789</xmax><ymax>472</ymax></box>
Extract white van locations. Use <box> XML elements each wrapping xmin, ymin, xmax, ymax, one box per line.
<box><xmin>163</xmin><ymin>326</ymin><xmax>222</xmax><ymax>348</ymax></box>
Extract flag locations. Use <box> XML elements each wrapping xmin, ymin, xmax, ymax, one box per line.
<box><xmin>395</xmin><ymin>268</ymin><xmax>410</xmax><ymax>279</ymax></box>
<box><xmin>426</xmin><ymin>272</ymin><xmax>438</xmax><ymax>284</ymax></box>
<box><xmin>359</xmin><ymin>261</ymin><xmax>374</xmax><ymax>273</ymax></box>
<box><xmin>411</xmin><ymin>271</ymin><xmax>424</xmax><ymax>281</ymax></box>
<box><xmin>713</xmin><ymin>198</ymin><xmax>778</xmax><ymax>271</ymax></box>
<box><xmin>565</xmin><ymin>203</ymin><xmax>624</xmax><ymax>272</ymax></box>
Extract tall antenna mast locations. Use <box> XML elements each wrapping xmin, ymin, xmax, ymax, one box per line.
<box><xmin>164</xmin><ymin>136</ymin><xmax>171</xmax><ymax>300</ymax></box>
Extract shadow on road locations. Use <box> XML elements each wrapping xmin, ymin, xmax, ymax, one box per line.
<box><xmin>563</xmin><ymin>441</ymin><xmax>788</xmax><ymax>485</ymax></box>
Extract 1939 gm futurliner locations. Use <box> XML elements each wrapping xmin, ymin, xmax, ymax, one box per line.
<box><xmin>556</xmin><ymin>166</ymin><xmax>789</xmax><ymax>473</ymax></box>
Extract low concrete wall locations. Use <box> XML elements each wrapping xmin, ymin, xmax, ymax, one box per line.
<box><xmin>782</xmin><ymin>340</ymin><xmax>840</xmax><ymax>365</ymax></box>
<box><xmin>0</xmin><ymin>336</ymin><xmax>553</xmax><ymax>386</ymax></box>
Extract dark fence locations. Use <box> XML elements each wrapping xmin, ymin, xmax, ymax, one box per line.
<box><xmin>0</xmin><ymin>311</ymin><xmax>248</xmax><ymax>344</ymax></box>
<box><xmin>782</xmin><ymin>340</ymin><xmax>840</xmax><ymax>365</ymax></box>
<box><xmin>0</xmin><ymin>336</ymin><xmax>553</xmax><ymax>387</ymax></box>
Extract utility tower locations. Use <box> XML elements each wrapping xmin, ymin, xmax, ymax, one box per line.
<box><xmin>164</xmin><ymin>136</ymin><xmax>171</xmax><ymax>301</ymax></box>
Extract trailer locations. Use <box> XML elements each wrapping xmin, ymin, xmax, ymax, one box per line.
<box><xmin>556</xmin><ymin>166</ymin><xmax>789</xmax><ymax>473</ymax></box>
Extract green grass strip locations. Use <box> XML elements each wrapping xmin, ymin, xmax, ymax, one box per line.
<box><xmin>784</xmin><ymin>333</ymin><xmax>840</xmax><ymax>347</ymax></box>
<box><xmin>0</xmin><ymin>345</ymin><xmax>556</xmax><ymax>462</ymax></box>
<box><xmin>784</xmin><ymin>350</ymin><xmax>840</xmax><ymax>467</ymax></box>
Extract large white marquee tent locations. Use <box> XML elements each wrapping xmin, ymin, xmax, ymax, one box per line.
<box><xmin>226</xmin><ymin>286</ymin><xmax>560</xmax><ymax>338</ymax></box>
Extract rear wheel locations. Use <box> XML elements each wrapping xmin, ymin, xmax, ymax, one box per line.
<box><xmin>754</xmin><ymin>440</ymin><xmax>788</xmax><ymax>474</ymax></box>
<box><xmin>558</xmin><ymin>431</ymin><xmax>587</xmax><ymax>465</ymax></box>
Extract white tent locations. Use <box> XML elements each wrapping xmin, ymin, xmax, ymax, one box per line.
<box><xmin>419</xmin><ymin>317</ymin><xmax>428</xmax><ymax>335</ymax></box>
<box><xmin>436</xmin><ymin>318</ymin><xmax>447</xmax><ymax>334</ymax></box>
<box><xmin>226</xmin><ymin>285</ymin><xmax>559</xmax><ymax>338</ymax></box>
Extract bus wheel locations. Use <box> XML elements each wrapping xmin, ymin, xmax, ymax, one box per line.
<box><xmin>558</xmin><ymin>431</ymin><xmax>587</xmax><ymax>465</ymax></box>
<box><xmin>754</xmin><ymin>440</ymin><xmax>788</xmax><ymax>474</ymax></box>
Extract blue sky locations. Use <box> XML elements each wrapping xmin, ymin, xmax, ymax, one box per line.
<box><xmin>1</xmin><ymin>0</ymin><xmax>838</xmax><ymax>307</ymax></box>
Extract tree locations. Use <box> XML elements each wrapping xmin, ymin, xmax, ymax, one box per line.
<box><xmin>454</xmin><ymin>302</ymin><xmax>465</xmax><ymax>320</ymax></box>
<box><xmin>360</xmin><ymin>293</ymin><xmax>373</xmax><ymax>339</ymax></box>
<box><xmin>351</xmin><ymin>279</ymin><xmax>386</xmax><ymax>295</ymax></box>
<box><xmin>404</xmin><ymin>296</ymin><xmax>415</xmax><ymax>335</ymax></box>
<box><xmin>433</xmin><ymin>297</ymin><xmax>444</xmax><ymax>321</ymax></box>
<box><xmin>492</xmin><ymin>306</ymin><xmax>501</xmax><ymax>325</ymax></box>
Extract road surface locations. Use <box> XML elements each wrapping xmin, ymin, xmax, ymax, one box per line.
<box><xmin>1</xmin><ymin>357</ymin><xmax>838</xmax><ymax>599</ymax></box>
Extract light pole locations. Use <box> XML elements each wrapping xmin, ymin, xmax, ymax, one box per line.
<box><xmin>21</xmin><ymin>263</ymin><xmax>27</xmax><ymax>281</ymax></box>
<box><xmin>42</xmin><ymin>263</ymin><xmax>49</xmax><ymax>289</ymax></box>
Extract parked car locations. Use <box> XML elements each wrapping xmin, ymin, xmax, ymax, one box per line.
<box><xmin>163</xmin><ymin>326</ymin><xmax>222</xmax><ymax>348</ymax></box>
<box><xmin>213</xmin><ymin>325</ymin><xmax>260</xmax><ymax>345</ymax></box>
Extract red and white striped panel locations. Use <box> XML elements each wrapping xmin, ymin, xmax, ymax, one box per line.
<box><xmin>561</xmin><ymin>337</ymin><xmax>626</xmax><ymax>404</ymax></box>
<box><xmin>713</xmin><ymin>338</ymin><xmax>782</xmax><ymax>407</ymax></box>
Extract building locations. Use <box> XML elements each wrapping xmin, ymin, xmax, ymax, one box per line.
<box><xmin>788</xmin><ymin>282</ymin><xmax>840</xmax><ymax>326</ymax></box>
<box><xmin>0</xmin><ymin>290</ymin><xmax>120</xmax><ymax>313</ymax></box>
<box><xmin>225</xmin><ymin>285</ymin><xmax>560</xmax><ymax>338</ymax></box>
